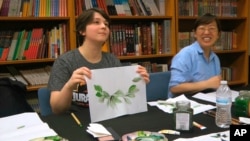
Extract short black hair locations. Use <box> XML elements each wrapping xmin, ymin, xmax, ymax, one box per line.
<box><xmin>193</xmin><ymin>13</ymin><xmax>221</xmax><ymax>32</ymax></box>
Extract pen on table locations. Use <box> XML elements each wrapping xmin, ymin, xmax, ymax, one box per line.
<box><xmin>71</xmin><ymin>112</ymin><xmax>83</xmax><ymax>127</ymax></box>
<box><xmin>193</xmin><ymin>121</ymin><xmax>206</xmax><ymax>130</ymax></box>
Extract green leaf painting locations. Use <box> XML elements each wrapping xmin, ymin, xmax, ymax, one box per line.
<box><xmin>93</xmin><ymin>77</ymin><xmax>142</xmax><ymax>108</ymax></box>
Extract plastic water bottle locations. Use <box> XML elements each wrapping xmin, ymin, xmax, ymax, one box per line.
<box><xmin>215</xmin><ymin>80</ymin><xmax>232</xmax><ymax>128</ymax></box>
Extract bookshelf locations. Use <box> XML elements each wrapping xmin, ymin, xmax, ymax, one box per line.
<box><xmin>176</xmin><ymin>0</ymin><xmax>249</xmax><ymax>87</ymax></box>
<box><xmin>0</xmin><ymin>0</ymin><xmax>76</xmax><ymax>91</ymax></box>
<box><xmin>0</xmin><ymin>0</ymin><xmax>249</xmax><ymax>93</ymax></box>
<box><xmin>73</xmin><ymin>0</ymin><xmax>176</xmax><ymax>72</ymax></box>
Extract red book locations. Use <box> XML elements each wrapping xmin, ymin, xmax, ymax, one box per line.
<box><xmin>100</xmin><ymin>0</ymin><xmax>108</xmax><ymax>14</ymax></box>
<box><xmin>0</xmin><ymin>48</ymin><xmax>9</xmax><ymax>61</ymax></box>
<box><xmin>24</xmin><ymin>28</ymin><xmax>43</xmax><ymax>59</ymax></box>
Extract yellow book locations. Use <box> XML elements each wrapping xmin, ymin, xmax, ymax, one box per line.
<box><xmin>39</xmin><ymin>0</ymin><xmax>44</xmax><ymax>16</ymax></box>
<box><xmin>21</xmin><ymin>1</ymin><xmax>29</xmax><ymax>17</ymax></box>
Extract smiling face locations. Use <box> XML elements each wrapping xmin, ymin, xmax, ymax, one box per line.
<box><xmin>192</xmin><ymin>13</ymin><xmax>221</xmax><ymax>50</ymax></box>
<box><xmin>193</xmin><ymin>21</ymin><xmax>220</xmax><ymax>49</ymax></box>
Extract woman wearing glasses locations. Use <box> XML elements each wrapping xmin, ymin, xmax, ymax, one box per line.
<box><xmin>168</xmin><ymin>13</ymin><xmax>222</xmax><ymax>98</ymax></box>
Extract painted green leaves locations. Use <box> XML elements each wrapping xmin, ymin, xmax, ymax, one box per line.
<box><xmin>94</xmin><ymin>77</ymin><xmax>142</xmax><ymax>108</ymax></box>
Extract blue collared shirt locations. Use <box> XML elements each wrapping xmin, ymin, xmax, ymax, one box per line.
<box><xmin>168</xmin><ymin>41</ymin><xmax>221</xmax><ymax>98</ymax></box>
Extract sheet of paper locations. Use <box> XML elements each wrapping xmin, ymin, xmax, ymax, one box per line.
<box><xmin>85</xmin><ymin>65</ymin><xmax>147</xmax><ymax>122</ymax></box>
<box><xmin>192</xmin><ymin>90</ymin><xmax>239</xmax><ymax>103</ymax></box>
<box><xmin>0</xmin><ymin>112</ymin><xmax>57</xmax><ymax>141</ymax></box>
<box><xmin>174</xmin><ymin>130</ymin><xmax>229</xmax><ymax>141</ymax></box>
<box><xmin>86</xmin><ymin>123</ymin><xmax>111</xmax><ymax>138</ymax></box>
<box><xmin>148</xmin><ymin>95</ymin><xmax>215</xmax><ymax>115</ymax></box>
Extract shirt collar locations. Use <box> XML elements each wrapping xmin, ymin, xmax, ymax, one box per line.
<box><xmin>193</xmin><ymin>41</ymin><xmax>216</xmax><ymax>62</ymax></box>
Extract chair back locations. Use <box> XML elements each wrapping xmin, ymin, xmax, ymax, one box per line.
<box><xmin>146</xmin><ymin>71</ymin><xmax>171</xmax><ymax>101</ymax></box>
<box><xmin>38</xmin><ymin>87</ymin><xmax>52</xmax><ymax>116</ymax></box>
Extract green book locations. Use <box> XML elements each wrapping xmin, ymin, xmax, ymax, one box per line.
<box><xmin>12</xmin><ymin>30</ymin><xmax>25</xmax><ymax>60</ymax></box>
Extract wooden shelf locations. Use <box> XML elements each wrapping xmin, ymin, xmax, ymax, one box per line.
<box><xmin>0</xmin><ymin>0</ymin><xmax>248</xmax><ymax>92</ymax></box>
<box><xmin>0</xmin><ymin>59</ymin><xmax>55</xmax><ymax>65</ymax></box>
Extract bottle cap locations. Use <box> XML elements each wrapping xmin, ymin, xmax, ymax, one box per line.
<box><xmin>176</xmin><ymin>100</ymin><xmax>191</xmax><ymax>108</ymax></box>
<box><xmin>221</xmin><ymin>80</ymin><xmax>227</xmax><ymax>84</ymax></box>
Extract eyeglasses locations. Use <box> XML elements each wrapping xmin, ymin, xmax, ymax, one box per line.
<box><xmin>197</xmin><ymin>26</ymin><xmax>218</xmax><ymax>33</ymax></box>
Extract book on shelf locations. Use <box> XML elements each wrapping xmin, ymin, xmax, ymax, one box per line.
<box><xmin>151</xmin><ymin>63</ymin><xmax>168</xmax><ymax>72</ymax></box>
<box><xmin>178</xmin><ymin>0</ymin><xmax>238</xmax><ymax>17</ymax></box>
<box><xmin>154</xmin><ymin>0</ymin><xmax>165</xmax><ymax>15</ymax></box>
<box><xmin>27</xmin><ymin>0</ymin><xmax>33</xmax><ymax>16</ymax></box>
<box><xmin>221</xmin><ymin>67</ymin><xmax>232</xmax><ymax>81</ymax></box>
<box><xmin>19</xmin><ymin>67</ymin><xmax>50</xmax><ymax>86</ymax></box>
<box><xmin>0</xmin><ymin>0</ymin><xmax>10</xmax><ymax>16</ymax></box>
<box><xmin>24</xmin><ymin>28</ymin><xmax>44</xmax><ymax>60</ymax></box>
<box><xmin>162</xmin><ymin>20</ymin><xmax>171</xmax><ymax>53</ymax></box>
<box><xmin>121</xmin><ymin>0</ymin><xmax>132</xmax><ymax>16</ymax></box>
<box><xmin>0</xmin><ymin>30</ymin><xmax>14</xmax><ymax>61</ymax></box>
<box><xmin>122</xmin><ymin>61</ymin><xmax>168</xmax><ymax>73</ymax></box>
<box><xmin>75</xmin><ymin>0</ymin><xmax>85</xmax><ymax>15</ymax></box>
<box><xmin>84</xmin><ymin>0</ymin><xmax>92</xmax><ymax>10</ymax></box>
<box><xmin>141</xmin><ymin>0</ymin><xmax>160</xmax><ymax>16</ymax></box>
<box><xmin>6</xmin><ymin>31</ymin><xmax>18</xmax><ymax>61</ymax></box>
<box><xmin>178</xmin><ymin>32</ymin><xmax>190</xmax><ymax>51</ymax></box>
<box><xmin>0</xmin><ymin>0</ymin><xmax>4</xmax><ymax>10</ymax></box>
<box><xmin>114</xmin><ymin>0</ymin><xmax>126</xmax><ymax>16</ymax></box>
<box><xmin>128</xmin><ymin>0</ymin><xmax>139</xmax><ymax>16</ymax></box>
<box><xmin>6</xmin><ymin>66</ymin><xmax>28</xmax><ymax>86</ymax></box>
<box><xmin>136</xmin><ymin>0</ymin><xmax>147</xmax><ymax>16</ymax></box>
<box><xmin>4</xmin><ymin>65</ymin><xmax>51</xmax><ymax>86</ymax></box>
<box><xmin>150</xmin><ymin>22</ymin><xmax>155</xmax><ymax>54</ymax></box>
<box><xmin>0</xmin><ymin>72</ymin><xmax>15</xmax><ymax>80</ymax></box>
<box><xmin>96</xmin><ymin>0</ymin><xmax>105</xmax><ymax>14</ymax></box>
<box><xmin>14</xmin><ymin>30</ymin><xmax>29</xmax><ymax>60</ymax></box>
<box><xmin>19</xmin><ymin>0</ymin><xmax>28</xmax><ymax>17</ymax></box>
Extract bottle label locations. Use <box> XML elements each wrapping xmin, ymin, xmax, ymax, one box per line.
<box><xmin>175</xmin><ymin>113</ymin><xmax>191</xmax><ymax>130</ymax></box>
<box><xmin>216</xmin><ymin>98</ymin><xmax>230</xmax><ymax>105</ymax></box>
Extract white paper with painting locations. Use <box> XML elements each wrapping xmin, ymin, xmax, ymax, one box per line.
<box><xmin>85</xmin><ymin>65</ymin><xmax>147</xmax><ymax>122</ymax></box>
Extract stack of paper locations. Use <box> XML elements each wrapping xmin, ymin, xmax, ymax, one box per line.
<box><xmin>148</xmin><ymin>95</ymin><xmax>215</xmax><ymax>115</ymax></box>
<box><xmin>86</xmin><ymin>123</ymin><xmax>111</xmax><ymax>138</ymax></box>
<box><xmin>174</xmin><ymin>130</ymin><xmax>229</xmax><ymax>141</ymax></box>
<box><xmin>192</xmin><ymin>90</ymin><xmax>239</xmax><ymax>103</ymax></box>
<box><xmin>0</xmin><ymin>112</ymin><xmax>57</xmax><ymax>141</ymax></box>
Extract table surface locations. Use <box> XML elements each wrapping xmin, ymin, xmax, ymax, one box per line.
<box><xmin>41</xmin><ymin>97</ymin><xmax>232</xmax><ymax>141</ymax></box>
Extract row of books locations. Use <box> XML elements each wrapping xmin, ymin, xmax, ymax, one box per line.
<box><xmin>0</xmin><ymin>0</ymin><xmax>68</xmax><ymax>17</ymax></box>
<box><xmin>109</xmin><ymin>20</ymin><xmax>171</xmax><ymax>57</ymax></box>
<box><xmin>0</xmin><ymin>23</ymin><xmax>69</xmax><ymax>61</ymax></box>
<box><xmin>75</xmin><ymin>0</ymin><xmax>165</xmax><ymax>16</ymax></box>
<box><xmin>0</xmin><ymin>65</ymin><xmax>51</xmax><ymax>86</ymax></box>
<box><xmin>221</xmin><ymin>67</ymin><xmax>234</xmax><ymax>81</ymax></box>
<box><xmin>122</xmin><ymin>61</ymin><xmax>168</xmax><ymax>73</ymax></box>
<box><xmin>0</xmin><ymin>65</ymin><xmax>233</xmax><ymax>86</ymax></box>
<box><xmin>0</xmin><ymin>61</ymin><xmax>167</xmax><ymax>87</ymax></box>
<box><xmin>178</xmin><ymin>31</ymin><xmax>237</xmax><ymax>51</ymax></box>
<box><xmin>178</xmin><ymin>0</ymin><xmax>238</xmax><ymax>17</ymax></box>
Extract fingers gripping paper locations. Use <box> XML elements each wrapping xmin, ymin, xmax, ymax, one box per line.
<box><xmin>85</xmin><ymin>65</ymin><xmax>147</xmax><ymax>122</ymax></box>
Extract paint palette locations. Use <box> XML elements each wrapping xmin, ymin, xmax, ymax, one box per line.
<box><xmin>121</xmin><ymin>131</ymin><xmax>168</xmax><ymax>141</ymax></box>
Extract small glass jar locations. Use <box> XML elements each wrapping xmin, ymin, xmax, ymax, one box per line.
<box><xmin>173</xmin><ymin>100</ymin><xmax>193</xmax><ymax>131</ymax></box>
<box><xmin>234</xmin><ymin>90</ymin><xmax>250</xmax><ymax>117</ymax></box>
